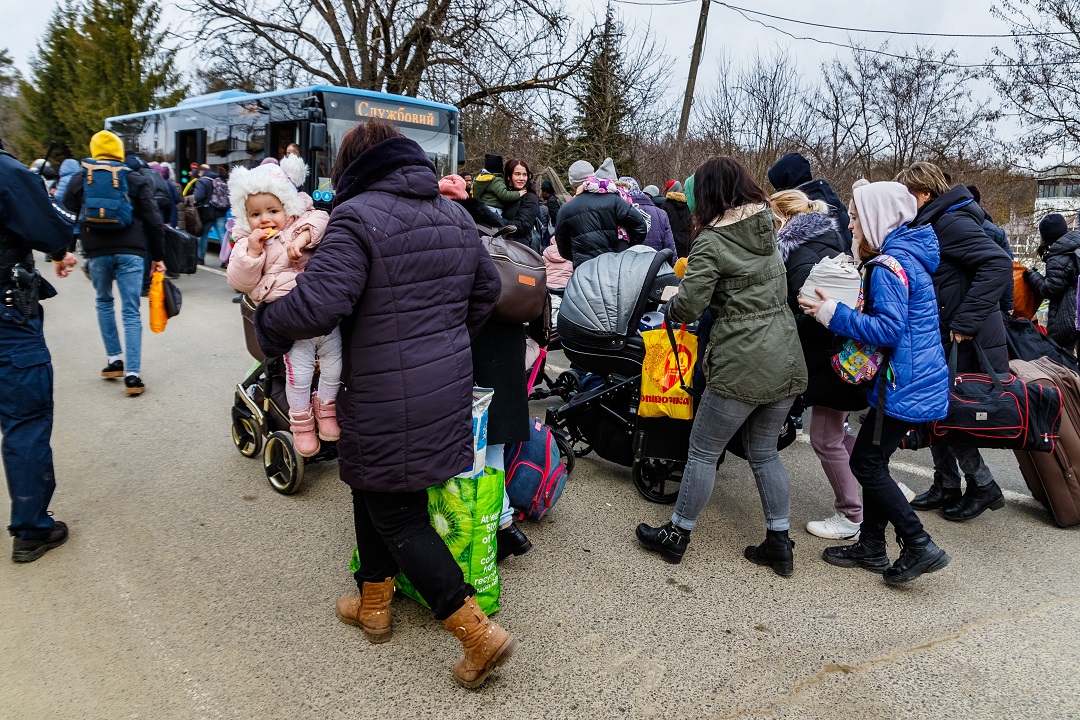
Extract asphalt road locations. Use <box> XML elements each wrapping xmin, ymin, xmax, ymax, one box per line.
<box><xmin>2</xmin><ymin>257</ymin><xmax>1078</xmax><ymax>720</ymax></box>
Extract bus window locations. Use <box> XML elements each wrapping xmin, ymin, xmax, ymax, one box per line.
<box><xmin>269</xmin><ymin>122</ymin><xmax>299</xmax><ymax>160</ymax></box>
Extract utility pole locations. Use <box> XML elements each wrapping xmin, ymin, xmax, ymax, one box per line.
<box><xmin>674</xmin><ymin>0</ymin><xmax>711</xmax><ymax>177</ymax></box>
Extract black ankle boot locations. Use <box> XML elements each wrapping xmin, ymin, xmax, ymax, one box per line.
<box><xmin>883</xmin><ymin>532</ymin><xmax>950</xmax><ymax>585</ymax></box>
<box><xmin>636</xmin><ymin>521</ymin><xmax>690</xmax><ymax>564</ymax></box>
<box><xmin>822</xmin><ymin>538</ymin><xmax>890</xmax><ymax>572</ymax></box>
<box><xmin>910</xmin><ymin>478</ymin><xmax>962</xmax><ymax>511</ymax></box>
<box><xmin>942</xmin><ymin>480</ymin><xmax>1005</xmax><ymax>522</ymax></box>
<box><xmin>744</xmin><ymin>529</ymin><xmax>794</xmax><ymax>577</ymax></box>
<box><xmin>496</xmin><ymin>522</ymin><xmax>532</xmax><ymax>562</ymax></box>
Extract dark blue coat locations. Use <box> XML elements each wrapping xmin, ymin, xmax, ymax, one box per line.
<box><xmin>254</xmin><ymin>137</ymin><xmax>501</xmax><ymax>493</ymax></box>
<box><xmin>828</xmin><ymin>224</ymin><xmax>950</xmax><ymax>423</ymax></box>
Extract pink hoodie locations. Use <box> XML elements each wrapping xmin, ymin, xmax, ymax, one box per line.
<box><xmin>543</xmin><ymin>238</ymin><xmax>573</xmax><ymax>289</ymax></box>
<box><xmin>226</xmin><ymin>204</ymin><xmax>330</xmax><ymax>303</ymax></box>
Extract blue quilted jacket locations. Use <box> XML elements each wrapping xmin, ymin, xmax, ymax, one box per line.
<box><xmin>827</xmin><ymin>224</ymin><xmax>950</xmax><ymax>423</ymax></box>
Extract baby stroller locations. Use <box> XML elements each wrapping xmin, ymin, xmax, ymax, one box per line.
<box><xmin>231</xmin><ymin>294</ymin><xmax>338</xmax><ymax>494</ymax></box>
<box><xmin>544</xmin><ymin>248</ymin><xmax>796</xmax><ymax>504</ymax></box>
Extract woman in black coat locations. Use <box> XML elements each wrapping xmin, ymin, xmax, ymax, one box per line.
<box><xmin>254</xmin><ymin>123</ymin><xmax>517</xmax><ymax>689</ymax></box>
<box><xmin>1026</xmin><ymin>213</ymin><xmax>1080</xmax><ymax>353</ymax></box>
<box><xmin>897</xmin><ymin>162</ymin><xmax>1011</xmax><ymax>523</ymax></box>
<box><xmin>501</xmin><ymin>158</ymin><xmax>541</xmax><ymax>251</ymax></box>
<box><xmin>772</xmin><ymin>190</ymin><xmax>868</xmax><ymax>541</ymax></box>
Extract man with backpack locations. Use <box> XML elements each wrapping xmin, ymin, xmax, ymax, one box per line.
<box><xmin>193</xmin><ymin>164</ymin><xmax>230</xmax><ymax>264</ymax></box>
<box><xmin>62</xmin><ymin>130</ymin><xmax>165</xmax><ymax>396</ymax></box>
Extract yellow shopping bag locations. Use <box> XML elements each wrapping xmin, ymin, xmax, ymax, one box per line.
<box><xmin>638</xmin><ymin>323</ymin><xmax>698</xmax><ymax>420</ymax></box>
<box><xmin>148</xmin><ymin>271</ymin><xmax>168</xmax><ymax>334</ymax></box>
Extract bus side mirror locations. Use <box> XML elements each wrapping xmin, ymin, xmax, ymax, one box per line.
<box><xmin>309</xmin><ymin>123</ymin><xmax>327</xmax><ymax>152</ymax></box>
<box><xmin>457</xmin><ymin>139</ymin><xmax>467</xmax><ymax>168</ymax></box>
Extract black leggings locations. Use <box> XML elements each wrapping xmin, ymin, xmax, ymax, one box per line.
<box><xmin>351</xmin><ymin>488</ymin><xmax>472</xmax><ymax>621</ymax></box>
<box><xmin>849</xmin><ymin>408</ymin><xmax>927</xmax><ymax>543</ymax></box>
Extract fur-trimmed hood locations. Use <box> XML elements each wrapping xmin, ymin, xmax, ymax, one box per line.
<box><xmin>776</xmin><ymin>211</ymin><xmax>839</xmax><ymax>262</ymax></box>
<box><xmin>229</xmin><ymin>154</ymin><xmax>310</xmax><ymax>235</ymax></box>
<box><xmin>666</xmin><ymin>191</ymin><xmax>686</xmax><ymax>204</ymax></box>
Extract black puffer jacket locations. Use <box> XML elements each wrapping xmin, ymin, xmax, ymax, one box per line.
<box><xmin>766</xmin><ymin>153</ymin><xmax>852</xmax><ymax>251</ymax></box>
<box><xmin>777</xmin><ymin>212</ymin><xmax>866</xmax><ymax>411</ymax></box>
<box><xmin>1026</xmin><ymin>230</ymin><xmax>1080</xmax><ymax>350</ymax></box>
<box><xmin>503</xmin><ymin>190</ymin><xmax>540</xmax><ymax>245</ymax></box>
<box><xmin>554</xmin><ymin>190</ymin><xmax>649</xmax><ymax>267</ymax></box>
<box><xmin>663</xmin><ymin>192</ymin><xmax>692</xmax><ymax>257</ymax></box>
<box><xmin>912</xmin><ymin>185</ymin><xmax>1011</xmax><ymax>373</ymax></box>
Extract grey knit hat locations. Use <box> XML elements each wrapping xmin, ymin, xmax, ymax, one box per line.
<box><xmin>642</xmin><ymin>184</ymin><xmax>660</xmax><ymax>197</ymax></box>
<box><xmin>568</xmin><ymin>160</ymin><xmax>595</xmax><ymax>187</ymax></box>
<box><xmin>595</xmin><ymin>157</ymin><xmax>617</xmax><ymax>180</ymax></box>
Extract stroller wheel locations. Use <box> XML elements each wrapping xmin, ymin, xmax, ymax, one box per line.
<box><xmin>263</xmin><ymin>431</ymin><xmax>305</xmax><ymax>495</ymax></box>
<box><xmin>552</xmin><ymin>430</ymin><xmax>576</xmax><ymax>475</ymax></box>
<box><xmin>231</xmin><ymin>404</ymin><xmax>263</xmax><ymax>458</ymax></box>
<box><xmin>554</xmin><ymin>370</ymin><xmax>579</xmax><ymax>400</ymax></box>
<box><xmin>633</xmin><ymin>459</ymin><xmax>683</xmax><ymax>504</ymax></box>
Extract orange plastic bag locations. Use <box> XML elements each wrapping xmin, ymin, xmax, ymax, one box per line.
<box><xmin>638</xmin><ymin>323</ymin><xmax>697</xmax><ymax>420</ymax></box>
<box><xmin>1013</xmin><ymin>260</ymin><xmax>1040</xmax><ymax>320</ymax></box>
<box><xmin>148</xmin><ymin>271</ymin><xmax>167</xmax><ymax>333</ymax></box>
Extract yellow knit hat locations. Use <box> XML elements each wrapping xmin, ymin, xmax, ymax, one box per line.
<box><xmin>89</xmin><ymin>130</ymin><xmax>125</xmax><ymax>161</ymax></box>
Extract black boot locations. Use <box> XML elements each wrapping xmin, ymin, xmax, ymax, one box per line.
<box><xmin>883</xmin><ymin>532</ymin><xmax>950</xmax><ymax>585</ymax></box>
<box><xmin>11</xmin><ymin>521</ymin><xmax>69</xmax><ymax>563</ymax></box>
<box><xmin>942</xmin><ymin>480</ymin><xmax>1005</xmax><ymax>522</ymax></box>
<box><xmin>496</xmin><ymin>522</ymin><xmax>532</xmax><ymax>562</ymax></box>
<box><xmin>910</xmin><ymin>476</ymin><xmax>962</xmax><ymax>511</ymax></box>
<box><xmin>822</xmin><ymin>538</ymin><xmax>890</xmax><ymax>572</ymax></box>
<box><xmin>744</xmin><ymin>529</ymin><xmax>794</xmax><ymax>577</ymax></box>
<box><xmin>636</xmin><ymin>521</ymin><xmax>690</xmax><ymax>564</ymax></box>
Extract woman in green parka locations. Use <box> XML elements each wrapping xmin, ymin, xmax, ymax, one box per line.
<box><xmin>637</xmin><ymin>156</ymin><xmax>808</xmax><ymax>573</ymax></box>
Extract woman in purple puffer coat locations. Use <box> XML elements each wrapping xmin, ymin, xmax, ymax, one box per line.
<box><xmin>253</xmin><ymin>121</ymin><xmax>516</xmax><ymax>689</ymax></box>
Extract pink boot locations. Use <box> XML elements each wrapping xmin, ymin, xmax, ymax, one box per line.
<box><xmin>289</xmin><ymin>407</ymin><xmax>320</xmax><ymax>457</ymax></box>
<box><xmin>313</xmin><ymin>394</ymin><xmax>341</xmax><ymax>441</ymax></box>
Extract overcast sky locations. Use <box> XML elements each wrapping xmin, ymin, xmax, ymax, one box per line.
<box><xmin>1</xmin><ymin>0</ymin><xmax>1025</xmax><ymax>139</ymax></box>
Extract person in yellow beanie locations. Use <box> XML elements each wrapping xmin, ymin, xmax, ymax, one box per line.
<box><xmin>61</xmin><ymin>130</ymin><xmax>166</xmax><ymax>395</ymax></box>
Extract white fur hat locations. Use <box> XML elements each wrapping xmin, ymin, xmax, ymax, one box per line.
<box><xmin>229</xmin><ymin>154</ymin><xmax>309</xmax><ymax>234</ymax></box>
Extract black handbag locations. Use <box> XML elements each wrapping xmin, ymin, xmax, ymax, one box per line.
<box><xmin>927</xmin><ymin>341</ymin><xmax>1062</xmax><ymax>452</ymax></box>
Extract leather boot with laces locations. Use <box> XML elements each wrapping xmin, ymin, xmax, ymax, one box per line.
<box><xmin>910</xmin><ymin>475</ymin><xmax>962</xmax><ymax>511</ymax></box>
<box><xmin>336</xmin><ymin>577</ymin><xmax>395</xmax><ymax>643</ymax></box>
<box><xmin>883</xmin><ymin>532</ymin><xmax>951</xmax><ymax>585</ymax></box>
<box><xmin>442</xmin><ymin>596</ymin><xmax>518</xmax><ymax>689</ymax></box>
<box><xmin>636</xmin><ymin>521</ymin><xmax>690</xmax><ymax>564</ymax></box>
<box><xmin>822</xmin><ymin>537</ymin><xmax>890</xmax><ymax>572</ymax></box>
<box><xmin>744</xmin><ymin>528</ymin><xmax>794</xmax><ymax>577</ymax></box>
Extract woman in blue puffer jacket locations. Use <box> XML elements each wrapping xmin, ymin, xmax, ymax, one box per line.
<box><xmin>800</xmin><ymin>180</ymin><xmax>951</xmax><ymax>585</ymax></box>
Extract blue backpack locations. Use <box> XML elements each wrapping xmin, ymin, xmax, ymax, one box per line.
<box><xmin>80</xmin><ymin>159</ymin><xmax>134</xmax><ymax>228</ymax></box>
<box><xmin>504</xmin><ymin>418</ymin><xmax>568</xmax><ymax>520</ymax></box>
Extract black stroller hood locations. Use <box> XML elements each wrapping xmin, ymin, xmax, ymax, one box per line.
<box><xmin>558</xmin><ymin>248</ymin><xmax>675</xmax><ymax>347</ymax></box>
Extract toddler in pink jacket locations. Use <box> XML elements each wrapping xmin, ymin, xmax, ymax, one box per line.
<box><xmin>226</xmin><ymin>156</ymin><xmax>336</xmax><ymax>457</ymax></box>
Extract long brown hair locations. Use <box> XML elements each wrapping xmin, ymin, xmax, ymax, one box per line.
<box><xmin>330</xmin><ymin>120</ymin><xmax>403</xmax><ymax>186</ymax></box>
<box><xmin>690</xmin><ymin>155</ymin><xmax>769</xmax><ymax>239</ymax></box>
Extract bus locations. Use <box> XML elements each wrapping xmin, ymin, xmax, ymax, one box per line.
<box><xmin>105</xmin><ymin>86</ymin><xmax>462</xmax><ymax>203</ymax></box>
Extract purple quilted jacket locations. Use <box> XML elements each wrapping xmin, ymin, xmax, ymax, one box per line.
<box><xmin>255</xmin><ymin>137</ymin><xmax>501</xmax><ymax>492</ymax></box>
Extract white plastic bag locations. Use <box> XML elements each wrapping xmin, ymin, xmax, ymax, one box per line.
<box><xmin>799</xmin><ymin>253</ymin><xmax>861</xmax><ymax>310</ymax></box>
<box><xmin>456</xmin><ymin>387</ymin><xmax>494</xmax><ymax>480</ymax></box>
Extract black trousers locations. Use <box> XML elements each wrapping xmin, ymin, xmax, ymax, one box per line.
<box><xmin>351</xmin><ymin>487</ymin><xmax>472</xmax><ymax>621</ymax></box>
<box><xmin>849</xmin><ymin>408</ymin><xmax>926</xmax><ymax>543</ymax></box>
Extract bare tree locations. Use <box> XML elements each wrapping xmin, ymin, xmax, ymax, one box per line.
<box><xmin>186</xmin><ymin>0</ymin><xmax>596</xmax><ymax>109</ymax></box>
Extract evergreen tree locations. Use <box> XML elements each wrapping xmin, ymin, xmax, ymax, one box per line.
<box><xmin>573</xmin><ymin>5</ymin><xmax>634</xmax><ymax>177</ymax></box>
<box><xmin>19</xmin><ymin>0</ymin><xmax>185</xmax><ymax>160</ymax></box>
<box><xmin>0</xmin><ymin>49</ymin><xmax>23</xmax><ymax>155</ymax></box>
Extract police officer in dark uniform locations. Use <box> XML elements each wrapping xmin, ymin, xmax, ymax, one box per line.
<box><xmin>0</xmin><ymin>141</ymin><xmax>78</xmax><ymax>562</ymax></box>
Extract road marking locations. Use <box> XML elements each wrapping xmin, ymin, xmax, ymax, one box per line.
<box><xmin>198</xmin><ymin>264</ymin><xmax>228</xmax><ymax>277</ymax></box>
<box><xmin>795</xmin><ymin>432</ymin><xmax>1042</xmax><ymax>508</ymax></box>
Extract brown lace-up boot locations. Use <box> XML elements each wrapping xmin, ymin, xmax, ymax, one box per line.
<box><xmin>335</xmin><ymin>577</ymin><xmax>395</xmax><ymax>643</ymax></box>
<box><xmin>441</xmin><ymin>596</ymin><xmax>518</xmax><ymax>689</ymax></box>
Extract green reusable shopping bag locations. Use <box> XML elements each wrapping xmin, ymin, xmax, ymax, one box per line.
<box><xmin>349</xmin><ymin>467</ymin><xmax>503</xmax><ymax>615</ymax></box>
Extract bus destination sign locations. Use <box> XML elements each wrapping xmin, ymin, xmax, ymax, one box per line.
<box><xmin>356</xmin><ymin>101</ymin><xmax>439</xmax><ymax>128</ymax></box>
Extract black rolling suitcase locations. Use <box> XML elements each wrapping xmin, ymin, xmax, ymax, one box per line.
<box><xmin>164</xmin><ymin>226</ymin><xmax>199</xmax><ymax>275</ymax></box>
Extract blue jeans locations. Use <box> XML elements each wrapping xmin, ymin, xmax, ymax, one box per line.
<box><xmin>199</xmin><ymin>215</ymin><xmax>226</xmax><ymax>262</ymax></box>
<box><xmin>88</xmin><ymin>254</ymin><xmax>144</xmax><ymax>374</ymax></box>
<box><xmin>672</xmin><ymin>391</ymin><xmax>795</xmax><ymax>532</ymax></box>
<box><xmin>0</xmin><ymin>311</ymin><xmax>57</xmax><ymax>540</ymax></box>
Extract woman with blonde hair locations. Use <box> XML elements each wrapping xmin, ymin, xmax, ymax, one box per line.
<box><xmin>771</xmin><ymin>189</ymin><xmax>871</xmax><ymax>541</ymax></box>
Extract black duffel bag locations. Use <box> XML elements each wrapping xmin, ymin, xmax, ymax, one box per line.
<box><xmin>163</xmin><ymin>226</ymin><xmax>199</xmax><ymax>275</ymax></box>
<box><xmin>1005</xmin><ymin>315</ymin><xmax>1080</xmax><ymax>374</ymax></box>
<box><xmin>926</xmin><ymin>341</ymin><xmax>1062</xmax><ymax>452</ymax></box>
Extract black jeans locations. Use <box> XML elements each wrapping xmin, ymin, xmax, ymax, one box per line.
<box><xmin>849</xmin><ymin>408</ymin><xmax>926</xmax><ymax>543</ymax></box>
<box><xmin>352</xmin><ymin>488</ymin><xmax>472</xmax><ymax>621</ymax></box>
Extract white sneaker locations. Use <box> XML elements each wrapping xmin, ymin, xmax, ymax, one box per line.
<box><xmin>896</xmin><ymin>481</ymin><xmax>916</xmax><ymax>503</ymax></box>
<box><xmin>806</xmin><ymin>512</ymin><xmax>861</xmax><ymax>540</ymax></box>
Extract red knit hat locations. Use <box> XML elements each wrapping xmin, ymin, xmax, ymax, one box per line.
<box><xmin>439</xmin><ymin>174</ymin><xmax>468</xmax><ymax>200</ymax></box>
<box><xmin>664</xmin><ymin>180</ymin><xmax>677</xmax><ymax>193</ymax></box>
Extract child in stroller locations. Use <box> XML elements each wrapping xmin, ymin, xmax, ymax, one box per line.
<box><xmin>226</xmin><ymin>157</ymin><xmax>336</xmax><ymax>460</ymax></box>
<box><xmin>544</xmin><ymin>248</ymin><xmax>796</xmax><ymax>503</ymax></box>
